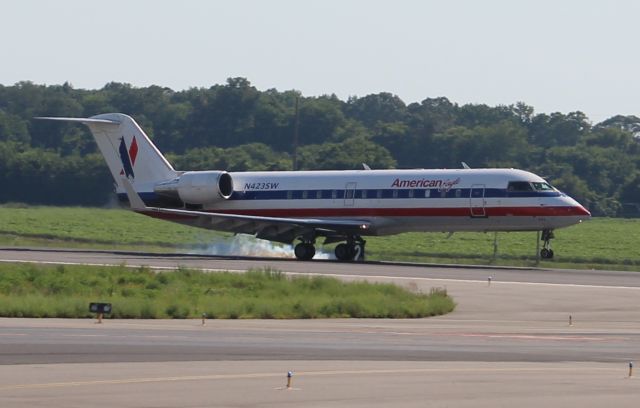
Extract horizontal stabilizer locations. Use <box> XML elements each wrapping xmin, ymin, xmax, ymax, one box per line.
<box><xmin>34</xmin><ymin>117</ymin><xmax>120</xmax><ymax>125</ymax></box>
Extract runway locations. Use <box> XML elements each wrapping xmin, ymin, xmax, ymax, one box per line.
<box><xmin>2</xmin><ymin>246</ymin><xmax>639</xmax><ymax>287</ymax></box>
<box><xmin>1</xmin><ymin>247</ymin><xmax>639</xmax><ymax>407</ymax></box>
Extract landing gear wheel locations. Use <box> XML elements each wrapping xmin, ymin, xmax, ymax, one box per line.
<box><xmin>540</xmin><ymin>229</ymin><xmax>555</xmax><ymax>260</ymax></box>
<box><xmin>335</xmin><ymin>243</ymin><xmax>353</xmax><ymax>261</ymax></box>
<box><xmin>334</xmin><ymin>238</ymin><xmax>366</xmax><ymax>262</ymax></box>
<box><xmin>294</xmin><ymin>243</ymin><xmax>315</xmax><ymax>261</ymax></box>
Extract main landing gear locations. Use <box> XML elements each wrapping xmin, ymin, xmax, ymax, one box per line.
<box><xmin>294</xmin><ymin>241</ymin><xmax>316</xmax><ymax>261</ymax></box>
<box><xmin>334</xmin><ymin>237</ymin><xmax>366</xmax><ymax>262</ymax></box>
<box><xmin>293</xmin><ymin>236</ymin><xmax>366</xmax><ymax>262</ymax></box>
<box><xmin>540</xmin><ymin>229</ymin><xmax>555</xmax><ymax>259</ymax></box>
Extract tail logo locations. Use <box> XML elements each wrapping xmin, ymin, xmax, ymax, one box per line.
<box><xmin>118</xmin><ymin>136</ymin><xmax>138</xmax><ymax>179</ymax></box>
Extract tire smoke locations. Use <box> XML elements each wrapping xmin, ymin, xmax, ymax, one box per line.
<box><xmin>192</xmin><ymin>234</ymin><xmax>334</xmax><ymax>259</ymax></box>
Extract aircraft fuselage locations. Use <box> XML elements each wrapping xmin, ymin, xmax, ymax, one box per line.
<box><xmin>134</xmin><ymin>168</ymin><xmax>589</xmax><ymax>236</ymax></box>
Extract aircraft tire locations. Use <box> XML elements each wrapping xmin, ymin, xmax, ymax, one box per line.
<box><xmin>334</xmin><ymin>243</ymin><xmax>353</xmax><ymax>261</ymax></box>
<box><xmin>294</xmin><ymin>243</ymin><xmax>315</xmax><ymax>260</ymax></box>
<box><xmin>540</xmin><ymin>248</ymin><xmax>554</xmax><ymax>259</ymax></box>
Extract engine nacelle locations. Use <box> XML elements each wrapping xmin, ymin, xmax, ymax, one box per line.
<box><xmin>154</xmin><ymin>171</ymin><xmax>234</xmax><ymax>205</ymax></box>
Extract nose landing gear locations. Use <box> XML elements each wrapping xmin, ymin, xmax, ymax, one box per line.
<box><xmin>540</xmin><ymin>229</ymin><xmax>555</xmax><ymax>259</ymax></box>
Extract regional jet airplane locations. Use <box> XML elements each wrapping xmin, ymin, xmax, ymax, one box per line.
<box><xmin>37</xmin><ymin>113</ymin><xmax>590</xmax><ymax>261</ymax></box>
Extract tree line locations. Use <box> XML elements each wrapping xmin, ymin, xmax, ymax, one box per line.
<box><xmin>1</xmin><ymin>78</ymin><xmax>639</xmax><ymax>216</ymax></box>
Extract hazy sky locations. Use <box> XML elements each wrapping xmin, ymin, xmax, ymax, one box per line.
<box><xmin>3</xmin><ymin>0</ymin><xmax>639</xmax><ymax>122</ymax></box>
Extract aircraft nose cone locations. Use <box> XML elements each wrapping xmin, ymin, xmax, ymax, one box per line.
<box><xmin>576</xmin><ymin>205</ymin><xmax>591</xmax><ymax>217</ymax></box>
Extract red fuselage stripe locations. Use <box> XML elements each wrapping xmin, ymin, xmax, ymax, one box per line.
<box><xmin>143</xmin><ymin>206</ymin><xmax>589</xmax><ymax>219</ymax></box>
<box><xmin>217</xmin><ymin>206</ymin><xmax>589</xmax><ymax>217</ymax></box>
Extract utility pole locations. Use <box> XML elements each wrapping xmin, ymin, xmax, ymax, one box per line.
<box><xmin>292</xmin><ymin>96</ymin><xmax>300</xmax><ymax>171</ymax></box>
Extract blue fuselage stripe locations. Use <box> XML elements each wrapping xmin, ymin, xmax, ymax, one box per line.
<box><xmin>231</xmin><ymin>188</ymin><xmax>559</xmax><ymax>200</ymax></box>
<box><xmin>118</xmin><ymin>189</ymin><xmax>560</xmax><ymax>204</ymax></box>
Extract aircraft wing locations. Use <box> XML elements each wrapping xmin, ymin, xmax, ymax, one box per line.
<box><xmin>121</xmin><ymin>179</ymin><xmax>371</xmax><ymax>243</ymax></box>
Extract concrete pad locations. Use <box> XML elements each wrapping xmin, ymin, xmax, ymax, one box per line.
<box><xmin>0</xmin><ymin>361</ymin><xmax>637</xmax><ymax>408</ymax></box>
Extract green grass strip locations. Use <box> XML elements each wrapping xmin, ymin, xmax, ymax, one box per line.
<box><xmin>0</xmin><ymin>263</ymin><xmax>455</xmax><ymax>319</ymax></box>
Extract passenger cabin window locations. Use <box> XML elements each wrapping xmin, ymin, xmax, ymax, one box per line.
<box><xmin>331</xmin><ymin>190</ymin><xmax>337</xmax><ymax>199</ymax></box>
<box><xmin>316</xmin><ymin>190</ymin><xmax>322</xmax><ymax>199</ymax></box>
<box><xmin>507</xmin><ymin>181</ymin><xmax>534</xmax><ymax>192</ymax></box>
<box><xmin>377</xmin><ymin>189</ymin><xmax>383</xmax><ymax>199</ymax></box>
<box><xmin>425</xmin><ymin>189</ymin><xmax>430</xmax><ymax>198</ymax></box>
<box><xmin>455</xmin><ymin>189</ymin><xmax>462</xmax><ymax>198</ymax></box>
<box><xmin>392</xmin><ymin>190</ymin><xmax>399</xmax><ymax>198</ymax></box>
<box><xmin>408</xmin><ymin>189</ymin><xmax>414</xmax><ymax>198</ymax></box>
<box><xmin>302</xmin><ymin>190</ymin><xmax>308</xmax><ymax>199</ymax></box>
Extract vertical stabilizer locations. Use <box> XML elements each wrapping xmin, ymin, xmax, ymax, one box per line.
<box><xmin>36</xmin><ymin>113</ymin><xmax>177</xmax><ymax>194</ymax></box>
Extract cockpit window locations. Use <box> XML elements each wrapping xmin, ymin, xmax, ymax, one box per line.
<box><xmin>507</xmin><ymin>181</ymin><xmax>534</xmax><ymax>192</ymax></box>
<box><xmin>531</xmin><ymin>182</ymin><xmax>554</xmax><ymax>191</ymax></box>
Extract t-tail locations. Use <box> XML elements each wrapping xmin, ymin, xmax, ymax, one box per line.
<box><xmin>35</xmin><ymin>113</ymin><xmax>178</xmax><ymax>202</ymax></box>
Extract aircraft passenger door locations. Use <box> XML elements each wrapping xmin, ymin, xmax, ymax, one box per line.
<box><xmin>344</xmin><ymin>182</ymin><xmax>357</xmax><ymax>206</ymax></box>
<box><xmin>470</xmin><ymin>184</ymin><xmax>486</xmax><ymax>217</ymax></box>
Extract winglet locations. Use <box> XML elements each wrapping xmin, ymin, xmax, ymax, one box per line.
<box><xmin>121</xmin><ymin>178</ymin><xmax>147</xmax><ymax>210</ymax></box>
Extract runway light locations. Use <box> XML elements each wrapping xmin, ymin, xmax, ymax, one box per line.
<box><xmin>202</xmin><ymin>313</ymin><xmax>207</xmax><ymax>326</ymax></box>
<box><xmin>487</xmin><ymin>276</ymin><xmax>492</xmax><ymax>286</ymax></box>
<box><xmin>287</xmin><ymin>371</ymin><xmax>293</xmax><ymax>389</ymax></box>
<box><xmin>630</xmin><ymin>362</ymin><xmax>634</xmax><ymax>378</ymax></box>
<box><xmin>569</xmin><ymin>315</ymin><xmax>572</xmax><ymax>326</ymax></box>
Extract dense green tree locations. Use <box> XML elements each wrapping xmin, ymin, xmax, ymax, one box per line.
<box><xmin>528</xmin><ymin>111</ymin><xmax>590</xmax><ymax>147</ymax></box>
<box><xmin>297</xmin><ymin>95</ymin><xmax>346</xmax><ymax>145</ymax></box>
<box><xmin>169</xmin><ymin>143</ymin><xmax>291</xmax><ymax>172</ymax></box>
<box><xmin>346</xmin><ymin>92</ymin><xmax>407</xmax><ymax>127</ymax></box>
<box><xmin>429</xmin><ymin>121</ymin><xmax>530</xmax><ymax>169</ymax></box>
<box><xmin>596</xmin><ymin>114</ymin><xmax>640</xmax><ymax>135</ymax></box>
<box><xmin>0</xmin><ymin>111</ymin><xmax>29</xmax><ymax>144</ymax></box>
<box><xmin>455</xmin><ymin>103</ymin><xmax>514</xmax><ymax>128</ymax></box>
<box><xmin>0</xmin><ymin>79</ymin><xmax>638</xmax><ymax>214</ymax></box>
<box><xmin>298</xmin><ymin>137</ymin><xmax>396</xmax><ymax>170</ymax></box>
<box><xmin>510</xmin><ymin>102</ymin><xmax>535</xmax><ymax>125</ymax></box>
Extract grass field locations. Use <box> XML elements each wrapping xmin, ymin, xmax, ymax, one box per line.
<box><xmin>0</xmin><ymin>263</ymin><xmax>454</xmax><ymax>319</ymax></box>
<box><xmin>0</xmin><ymin>205</ymin><xmax>639</xmax><ymax>270</ymax></box>
<box><xmin>0</xmin><ymin>205</ymin><xmax>228</xmax><ymax>251</ymax></box>
<box><xmin>364</xmin><ymin>218</ymin><xmax>640</xmax><ymax>269</ymax></box>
